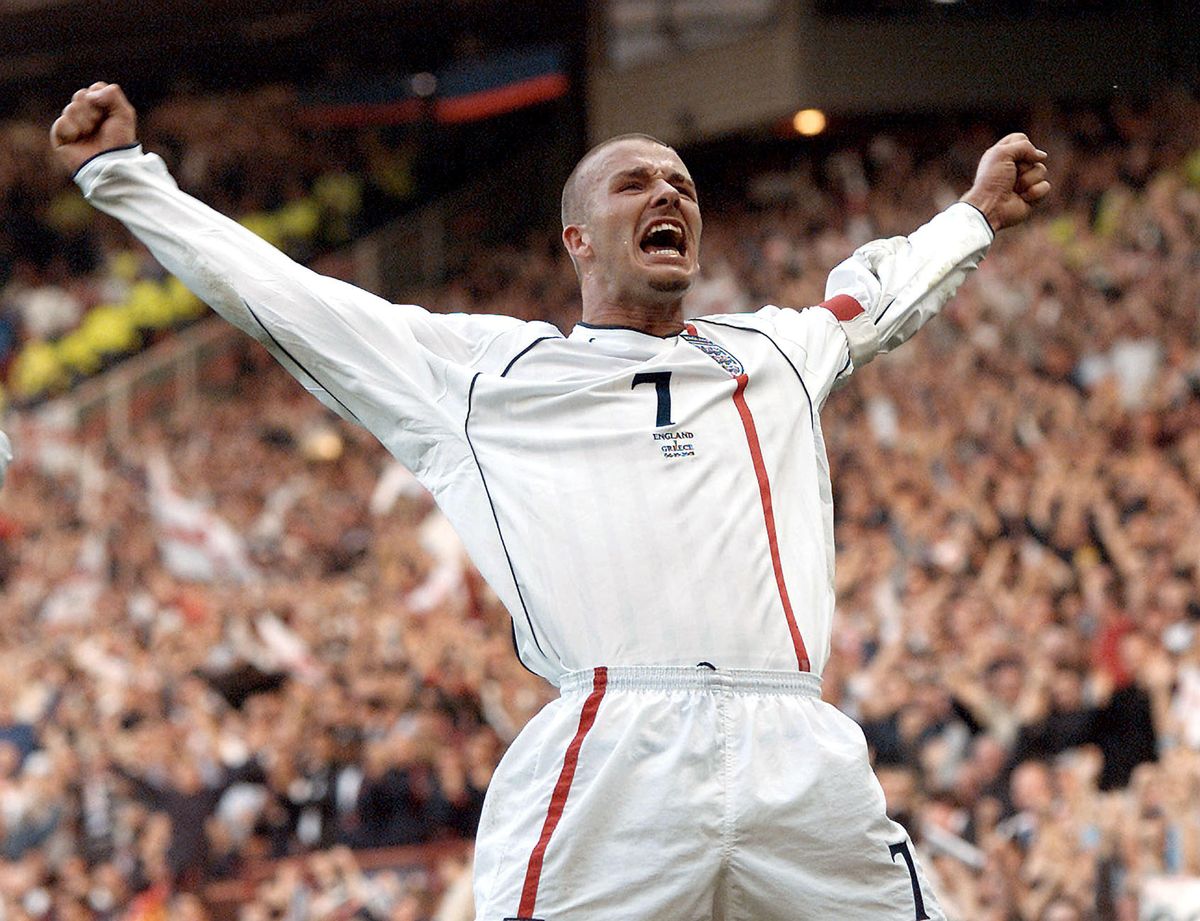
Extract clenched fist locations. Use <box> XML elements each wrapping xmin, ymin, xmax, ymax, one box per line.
<box><xmin>50</xmin><ymin>82</ymin><xmax>137</xmax><ymax>174</ymax></box>
<box><xmin>960</xmin><ymin>132</ymin><xmax>1051</xmax><ymax>232</ymax></box>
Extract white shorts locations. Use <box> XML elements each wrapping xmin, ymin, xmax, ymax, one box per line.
<box><xmin>473</xmin><ymin>666</ymin><xmax>946</xmax><ymax>921</ymax></box>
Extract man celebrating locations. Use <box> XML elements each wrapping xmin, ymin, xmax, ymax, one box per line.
<box><xmin>53</xmin><ymin>82</ymin><xmax>1048</xmax><ymax>919</ymax></box>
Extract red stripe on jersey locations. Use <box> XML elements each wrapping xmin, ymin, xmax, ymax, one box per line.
<box><xmin>819</xmin><ymin>294</ymin><xmax>864</xmax><ymax>322</ymax></box>
<box><xmin>731</xmin><ymin>374</ymin><xmax>812</xmax><ymax>672</ymax></box>
<box><xmin>517</xmin><ymin>667</ymin><xmax>608</xmax><ymax>918</ymax></box>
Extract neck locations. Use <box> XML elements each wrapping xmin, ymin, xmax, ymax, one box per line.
<box><xmin>581</xmin><ymin>295</ymin><xmax>686</xmax><ymax>337</ymax></box>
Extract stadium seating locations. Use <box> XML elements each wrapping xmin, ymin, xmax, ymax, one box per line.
<box><xmin>2</xmin><ymin>87</ymin><xmax>1199</xmax><ymax>919</ymax></box>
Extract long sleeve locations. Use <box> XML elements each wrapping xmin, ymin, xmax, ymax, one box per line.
<box><xmin>824</xmin><ymin>201</ymin><xmax>993</xmax><ymax>356</ymax></box>
<box><xmin>74</xmin><ymin>146</ymin><xmax>530</xmax><ymax>476</ymax></box>
<box><xmin>761</xmin><ymin>201</ymin><xmax>993</xmax><ymax>408</ymax></box>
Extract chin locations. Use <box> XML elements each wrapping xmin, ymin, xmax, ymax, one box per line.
<box><xmin>649</xmin><ymin>276</ymin><xmax>692</xmax><ymax>294</ymax></box>
<box><xmin>643</xmin><ymin>263</ymin><xmax>694</xmax><ymax>295</ymax></box>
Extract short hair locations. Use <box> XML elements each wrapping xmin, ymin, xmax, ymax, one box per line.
<box><xmin>560</xmin><ymin>132</ymin><xmax>674</xmax><ymax>228</ymax></box>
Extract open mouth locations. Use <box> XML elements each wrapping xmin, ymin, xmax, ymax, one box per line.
<box><xmin>638</xmin><ymin>220</ymin><xmax>687</xmax><ymax>259</ymax></box>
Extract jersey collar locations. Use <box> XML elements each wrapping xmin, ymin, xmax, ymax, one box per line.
<box><xmin>569</xmin><ymin>322</ymin><xmax>683</xmax><ymax>359</ymax></box>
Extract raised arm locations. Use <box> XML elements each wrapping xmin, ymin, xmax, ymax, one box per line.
<box><xmin>765</xmin><ymin>134</ymin><xmax>1049</xmax><ymax>406</ymax></box>
<box><xmin>54</xmin><ymin>85</ymin><xmax>356</xmax><ymax>418</ymax></box>
<box><xmin>825</xmin><ymin>133</ymin><xmax>1050</xmax><ymax>362</ymax></box>
<box><xmin>51</xmin><ymin>83</ymin><xmax>528</xmax><ymax>473</ymax></box>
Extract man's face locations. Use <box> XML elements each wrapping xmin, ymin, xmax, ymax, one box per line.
<box><xmin>569</xmin><ymin>138</ymin><xmax>702</xmax><ymax>304</ymax></box>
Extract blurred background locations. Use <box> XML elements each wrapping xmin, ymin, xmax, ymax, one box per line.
<box><xmin>1</xmin><ymin>1</ymin><xmax>1199</xmax><ymax>919</ymax></box>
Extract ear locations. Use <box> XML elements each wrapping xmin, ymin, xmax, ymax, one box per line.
<box><xmin>562</xmin><ymin>223</ymin><xmax>591</xmax><ymax>264</ymax></box>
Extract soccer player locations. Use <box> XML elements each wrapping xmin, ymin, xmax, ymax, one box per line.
<box><xmin>52</xmin><ymin>82</ymin><xmax>1048</xmax><ymax>919</ymax></box>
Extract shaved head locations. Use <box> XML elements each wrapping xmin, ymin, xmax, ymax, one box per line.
<box><xmin>561</xmin><ymin>132</ymin><xmax>675</xmax><ymax>228</ymax></box>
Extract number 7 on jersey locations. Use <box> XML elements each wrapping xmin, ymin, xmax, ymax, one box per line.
<box><xmin>631</xmin><ymin>371</ymin><xmax>674</xmax><ymax>428</ymax></box>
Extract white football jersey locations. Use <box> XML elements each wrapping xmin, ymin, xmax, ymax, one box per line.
<box><xmin>77</xmin><ymin>147</ymin><xmax>992</xmax><ymax>684</ymax></box>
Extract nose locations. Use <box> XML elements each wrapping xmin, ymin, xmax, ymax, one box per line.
<box><xmin>650</xmin><ymin>179</ymin><xmax>680</xmax><ymax>209</ymax></box>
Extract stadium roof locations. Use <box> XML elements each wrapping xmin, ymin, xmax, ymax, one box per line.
<box><xmin>0</xmin><ymin>0</ymin><xmax>582</xmax><ymax>115</ymax></box>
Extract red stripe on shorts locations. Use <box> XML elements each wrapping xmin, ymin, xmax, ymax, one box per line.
<box><xmin>517</xmin><ymin>666</ymin><xmax>608</xmax><ymax>918</ymax></box>
<box><xmin>731</xmin><ymin>374</ymin><xmax>812</xmax><ymax>672</ymax></box>
<box><xmin>819</xmin><ymin>293</ymin><xmax>864</xmax><ymax>321</ymax></box>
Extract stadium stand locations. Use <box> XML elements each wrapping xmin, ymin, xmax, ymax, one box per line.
<box><xmin>0</xmin><ymin>85</ymin><xmax>407</xmax><ymax>407</ymax></box>
<box><xmin>2</xmin><ymin>53</ymin><xmax>1200</xmax><ymax>921</ymax></box>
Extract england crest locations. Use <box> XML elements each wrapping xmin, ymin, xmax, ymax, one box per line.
<box><xmin>682</xmin><ymin>332</ymin><xmax>745</xmax><ymax>377</ymax></box>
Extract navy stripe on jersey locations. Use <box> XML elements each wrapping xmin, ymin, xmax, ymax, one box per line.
<box><xmin>960</xmin><ymin>201</ymin><xmax>996</xmax><ymax>240</ymax></box>
<box><xmin>240</xmin><ymin>299</ymin><xmax>363</xmax><ymax>424</ymax></box>
<box><xmin>875</xmin><ymin>295</ymin><xmax>899</xmax><ymax>326</ymax></box>
<box><xmin>509</xmin><ymin>621</ymin><xmax>538</xmax><ymax>677</ymax></box>
<box><xmin>692</xmin><ymin>318</ymin><xmax>816</xmax><ymax>425</ymax></box>
<box><xmin>72</xmin><ymin>142</ymin><xmax>141</xmax><ymax>180</ymax></box>
<box><xmin>501</xmin><ymin>336</ymin><xmax>560</xmax><ymax>377</ymax></box>
<box><xmin>465</xmin><ymin>373</ymin><xmax>546</xmax><ymax>658</ymax></box>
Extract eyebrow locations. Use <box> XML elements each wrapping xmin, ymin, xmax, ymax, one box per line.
<box><xmin>610</xmin><ymin>166</ymin><xmax>696</xmax><ymax>193</ymax></box>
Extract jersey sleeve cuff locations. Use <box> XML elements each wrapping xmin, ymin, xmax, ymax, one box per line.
<box><xmin>818</xmin><ymin>294</ymin><xmax>881</xmax><ymax>372</ymax></box>
<box><xmin>952</xmin><ymin>200</ymin><xmax>996</xmax><ymax>244</ymax></box>
<box><xmin>72</xmin><ymin>143</ymin><xmax>144</xmax><ymax>194</ymax></box>
<box><xmin>838</xmin><ymin>310</ymin><xmax>881</xmax><ymax>370</ymax></box>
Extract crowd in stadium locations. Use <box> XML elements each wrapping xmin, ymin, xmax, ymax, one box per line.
<box><xmin>0</xmin><ymin>81</ymin><xmax>1199</xmax><ymax>920</ymax></box>
<box><xmin>0</xmin><ymin>86</ymin><xmax>403</xmax><ymax>406</ymax></box>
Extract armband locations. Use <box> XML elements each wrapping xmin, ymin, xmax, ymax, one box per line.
<box><xmin>820</xmin><ymin>295</ymin><xmax>880</xmax><ymax>369</ymax></box>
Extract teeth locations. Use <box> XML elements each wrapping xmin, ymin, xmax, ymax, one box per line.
<box><xmin>641</xmin><ymin>220</ymin><xmax>685</xmax><ymax>259</ymax></box>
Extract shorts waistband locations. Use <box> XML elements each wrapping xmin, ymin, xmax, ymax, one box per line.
<box><xmin>557</xmin><ymin>666</ymin><xmax>822</xmax><ymax>698</ymax></box>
